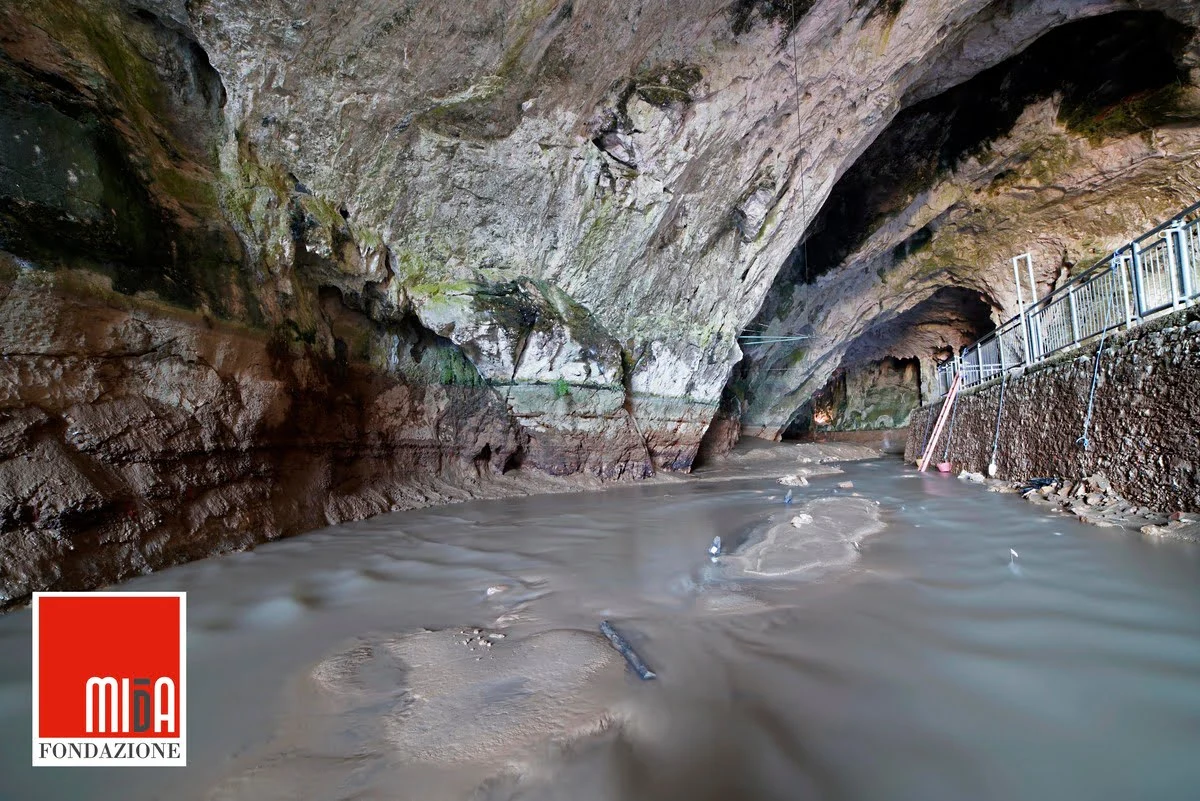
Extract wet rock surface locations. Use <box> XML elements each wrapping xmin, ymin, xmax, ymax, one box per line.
<box><xmin>1011</xmin><ymin>475</ymin><xmax>1171</xmax><ymax>532</ymax></box>
<box><xmin>0</xmin><ymin>259</ymin><xmax>540</xmax><ymax>605</ymax></box>
<box><xmin>944</xmin><ymin>468</ymin><xmax>1182</xmax><ymax>538</ymax></box>
<box><xmin>1141</xmin><ymin>512</ymin><xmax>1200</xmax><ymax>544</ymax></box>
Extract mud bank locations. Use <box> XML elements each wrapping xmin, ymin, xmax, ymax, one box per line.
<box><xmin>906</xmin><ymin>307</ymin><xmax>1200</xmax><ymax>514</ymax></box>
<box><xmin>209</xmin><ymin>627</ymin><xmax>631</xmax><ymax>801</ymax></box>
<box><xmin>691</xmin><ymin>440</ymin><xmax>883</xmax><ymax>482</ymax></box>
<box><xmin>797</xmin><ymin>428</ymin><xmax>910</xmax><ymax>455</ymax></box>
<box><xmin>723</xmin><ymin>496</ymin><xmax>885</xmax><ymax>579</ymax></box>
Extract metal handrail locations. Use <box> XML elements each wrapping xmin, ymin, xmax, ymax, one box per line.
<box><xmin>930</xmin><ymin>201</ymin><xmax>1200</xmax><ymax>400</ymax></box>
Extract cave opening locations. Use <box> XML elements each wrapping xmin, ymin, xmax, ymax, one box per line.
<box><xmin>781</xmin><ymin>398</ymin><xmax>815</xmax><ymax>440</ymax></box>
<box><xmin>781</xmin><ymin>355</ymin><xmax>924</xmax><ymax>440</ymax></box>
<box><xmin>778</xmin><ymin>9</ymin><xmax>1193</xmax><ymax>287</ymax></box>
<box><xmin>732</xmin><ymin>9</ymin><xmax>1196</xmax><ymax>448</ymax></box>
<box><xmin>769</xmin><ymin>285</ymin><xmax>994</xmax><ymax>444</ymax></box>
<box><xmin>842</xmin><ymin>287</ymin><xmax>996</xmax><ymax>365</ymax></box>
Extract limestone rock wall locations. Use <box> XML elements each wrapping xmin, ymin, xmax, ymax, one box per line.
<box><xmin>811</xmin><ymin>358</ymin><xmax>920</xmax><ymax>432</ymax></box>
<box><xmin>904</xmin><ymin>309</ymin><xmax>1200</xmax><ymax>513</ymax></box>
<box><xmin>0</xmin><ymin>255</ymin><xmax>531</xmax><ymax>603</ymax></box>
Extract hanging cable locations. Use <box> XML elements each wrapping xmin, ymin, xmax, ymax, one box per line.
<box><xmin>941</xmin><ymin>391</ymin><xmax>960</xmax><ymax>463</ymax></box>
<box><xmin>919</xmin><ymin>394</ymin><xmax>941</xmax><ymax>457</ymax></box>
<box><xmin>989</xmin><ymin>372</ymin><xmax>1008</xmax><ymax>475</ymax></box>
<box><xmin>1077</xmin><ymin>260</ymin><xmax>1119</xmax><ymax>451</ymax></box>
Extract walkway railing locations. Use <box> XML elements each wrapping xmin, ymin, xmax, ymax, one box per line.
<box><xmin>933</xmin><ymin>200</ymin><xmax>1200</xmax><ymax>399</ymax></box>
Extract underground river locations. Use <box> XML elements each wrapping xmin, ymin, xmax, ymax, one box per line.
<box><xmin>2</xmin><ymin>452</ymin><xmax>1200</xmax><ymax>801</ymax></box>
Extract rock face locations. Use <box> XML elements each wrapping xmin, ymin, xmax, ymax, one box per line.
<box><xmin>804</xmin><ymin>357</ymin><xmax>920</xmax><ymax>434</ymax></box>
<box><xmin>0</xmin><ymin>254</ymin><xmax>528</xmax><ymax>601</ymax></box>
<box><xmin>2</xmin><ymin>0</ymin><xmax>1200</xmax><ymax>598</ymax></box>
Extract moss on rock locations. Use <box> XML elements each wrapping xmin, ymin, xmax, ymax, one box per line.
<box><xmin>1060</xmin><ymin>84</ymin><xmax>1196</xmax><ymax>145</ymax></box>
<box><xmin>632</xmin><ymin>63</ymin><xmax>703</xmax><ymax>108</ymax></box>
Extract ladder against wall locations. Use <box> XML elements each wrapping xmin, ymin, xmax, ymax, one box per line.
<box><xmin>919</xmin><ymin>372</ymin><xmax>962</xmax><ymax>473</ymax></box>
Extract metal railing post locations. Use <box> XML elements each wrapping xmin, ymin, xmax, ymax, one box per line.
<box><xmin>977</xmin><ymin>344</ymin><xmax>985</xmax><ymax>382</ymax></box>
<box><xmin>1166</xmin><ymin>231</ymin><xmax>1183</xmax><ymax>308</ymax></box>
<box><xmin>1175</xmin><ymin>225</ymin><xmax>1194</xmax><ymax>303</ymax></box>
<box><xmin>1023</xmin><ymin>253</ymin><xmax>1041</xmax><ymax>363</ymax></box>
<box><xmin>998</xmin><ymin>327</ymin><xmax>1006</xmax><ymax>371</ymax></box>
<box><xmin>1012</xmin><ymin>256</ymin><xmax>1028</xmax><ymax>365</ymax></box>
<box><xmin>1118</xmin><ymin>253</ymin><xmax>1134</xmax><ymax>330</ymax></box>
<box><xmin>1190</xmin><ymin>221</ymin><xmax>1200</xmax><ymax>302</ymax></box>
<box><xmin>1131</xmin><ymin>241</ymin><xmax>1146</xmax><ymax>319</ymax></box>
<box><xmin>1068</xmin><ymin>283</ymin><xmax>1081</xmax><ymax>345</ymax></box>
<box><xmin>1022</xmin><ymin>310</ymin><xmax>1033</xmax><ymax>364</ymax></box>
<box><xmin>1012</xmin><ymin>255</ymin><xmax>1026</xmax><ymax>309</ymax></box>
<box><xmin>1032</xmin><ymin>305</ymin><xmax>1046</xmax><ymax>363</ymax></box>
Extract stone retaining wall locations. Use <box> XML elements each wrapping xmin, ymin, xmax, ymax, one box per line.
<box><xmin>906</xmin><ymin>308</ymin><xmax>1200</xmax><ymax>513</ymax></box>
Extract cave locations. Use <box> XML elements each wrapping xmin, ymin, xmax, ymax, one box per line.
<box><xmin>783</xmin><ymin>355</ymin><xmax>923</xmax><ymax>438</ymax></box>
<box><xmin>775</xmin><ymin>286</ymin><xmax>994</xmax><ymax>440</ymax></box>
<box><xmin>841</xmin><ymin>287</ymin><xmax>996</xmax><ymax>365</ymax></box>
<box><xmin>737</xmin><ymin>7</ymin><xmax>1197</xmax><ymax>440</ymax></box>
<box><xmin>3</xmin><ymin>2</ymin><xmax>1200</xmax><ymax>795</ymax></box>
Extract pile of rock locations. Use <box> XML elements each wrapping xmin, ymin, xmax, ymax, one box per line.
<box><xmin>956</xmin><ymin>469</ymin><xmax>1200</xmax><ymax>541</ymax></box>
<box><xmin>1013</xmin><ymin>474</ymin><xmax>1169</xmax><ymax>530</ymax></box>
<box><xmin>457</xmin><ymin>627</ymin><xmax>506</xmax><ymax>653</ymax></box>
<box><xmin>1139</xmin><ymin>512</ymin><xmax>1200</xmax><ymax>544</ymax></box>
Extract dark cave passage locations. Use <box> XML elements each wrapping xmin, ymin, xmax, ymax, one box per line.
<box><xmin>780</xmin><ymin>9</ymin><xmax>1193</xmax><ymax>286</ymax></box>
<box><xmin>782</xmin><ymin>356</ymin><xmax>922</xmax><ymax>439</ymax></box>
<box><xmin>841</xmin><ymin>286</ymin><xmax>996</xmax><ymax>365</ymax></box>
<box><xmin>769</xmin><ymin>287</ymin><xmax>995</xmax><ymax>441</ymax></box>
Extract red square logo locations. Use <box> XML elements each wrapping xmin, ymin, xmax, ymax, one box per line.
<box><xmin>32</xmin><ymin>592</ymin><xmax>186</xmax><ymax>766</ymax></box>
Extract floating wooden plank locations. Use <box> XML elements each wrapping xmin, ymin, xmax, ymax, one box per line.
<box><xmin>599</xmin><ymin>620</ymin><xmax>657</xmax><ymax>680</ymax></box>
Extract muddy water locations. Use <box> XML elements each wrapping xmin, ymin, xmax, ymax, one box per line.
<box><xmin>2</xmin><ymin>456</ymin><xmax>1200</xmax><ymax>801</ymax></box>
